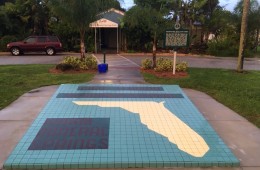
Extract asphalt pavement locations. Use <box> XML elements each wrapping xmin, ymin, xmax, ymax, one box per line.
<box><xmin>0</xmin><ymin>52</ymin><xmax>259</xmax><ymax>71</ymax></box>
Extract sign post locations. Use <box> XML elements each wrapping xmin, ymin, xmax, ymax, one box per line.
<box><xmin>164</xmin><ymin>24</ymin><xmax>189</xmax><ymax>74</ymax></box>
<box><xmin>173</xmin><ymin>51</ymin><xmax>177</xmax><ymax>75</ymax></box>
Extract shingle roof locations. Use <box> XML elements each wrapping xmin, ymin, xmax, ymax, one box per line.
<box><xmin>98</xmin><ymin>8</ymin><xmax>124</xmax><ymax>25</ymax></box>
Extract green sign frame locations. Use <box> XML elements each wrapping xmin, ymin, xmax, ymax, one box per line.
<box><xmin>164</xmin><ymin>29</ymin><xmax>190</xmax><ymax>48</ymax></box>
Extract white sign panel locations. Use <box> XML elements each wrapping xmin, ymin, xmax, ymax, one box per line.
<box><xmin>90</xmin><ymin>19</ymin><xmax>118</xmax><ymax>28</ymax></box>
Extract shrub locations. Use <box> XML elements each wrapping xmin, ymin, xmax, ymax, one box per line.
<box><xmin>176</xmin><ymin>61</ymin><xmax>188</xmax><ymax>72</ymax></box>
<box><xmin>0</xmin><ymin>35</ymin><xmax>17</xmax><ymax>52</ymax></box>
<box><xmin>127</xmin><ymin>49</ymin><xmax>136</xmax><ymax>53</ymax></box>
<box><xmin>80</xmin><ymin>56</ymin><xmax>98</xmax><ymax>70</ymax></box>
<box><xmin>56</xmin><ymin>63</ymin><xmax>74</xmax><ymax>71</ymax></box>
<box><xmin>61</xmin><ymin>56</ymin><xmax>81</xmax><ymax>69</ymax></box>
<box><xmin>73</xmin><ymin>45</ymin><xmax>80</xmax><ymax>52</ymax></box>
<box><xmin>207</xmin><ymin>38</ymin><xmax>238</xmax><ymax>57</ymax></box>
<box><xmin>57</xmin><ymin>55</ymin><xmax>97</xmax><ymax>71</ymax></box>
<box><xmin>86</xmin><ymin>44</ymin><xmax>95</xmax><ymax>53</ymax></box>
<box><xmin>141</xmin><ymin>58</ymin><xmax>153</xmax><ymax>70</ymax></box>
<box><xmin>155</xmin><ymin>57</ymin><xmax>173</xmax><ymax>72</ymax></box>
<box><xmin>153</xmin><ymin>57</ymin><xmax>188</xmax><ymax>72</ymax></box>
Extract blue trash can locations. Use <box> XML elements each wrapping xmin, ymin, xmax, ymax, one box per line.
<box><xmin>98</xmin><ymin>63</ymin><xmax>108</xmax><ymax>73</ymax></box>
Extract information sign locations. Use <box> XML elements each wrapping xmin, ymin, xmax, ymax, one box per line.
<box><xmin>164</xmin><ymin>30</ymin><xmax>189</xmax><ymax>48</ymax></box>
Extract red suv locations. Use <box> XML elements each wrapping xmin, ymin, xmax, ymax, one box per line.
<box><xmin>7</xmin><ymin>36</ymin><xmax>63</xmax><ymax>56</ymax></box>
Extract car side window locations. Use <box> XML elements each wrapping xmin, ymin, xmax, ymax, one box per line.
<box><xmin>38</xmin><ymin>37</ymin><xmax>47</xmax><ymax>43</ymax></box>
<box><xmin>25</xmin><ymin>37</ymin><xmax>37</xmax><ymax>43</ymax></box>
<box><xmin>48</xmin><ymin>36</ymin><xmax>59</xmax><ymax>42</ymax></box>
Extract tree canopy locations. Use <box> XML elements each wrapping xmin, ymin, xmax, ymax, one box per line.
<box><xmin>124</xmin><ymin>0</ymin><xmax>172</xmax><ymax>67</ymax></box>
<box><xmin>0</xmin><ymin>0</ymin><xmax>259</xmax><ymax>59</ymax></box>
<box><xmin>50</xmin><ymin>0</ymin><xmax>121</xmax><ymax>58</ymax></box>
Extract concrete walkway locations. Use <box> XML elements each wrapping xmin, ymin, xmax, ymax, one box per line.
<box><xmin>91</xmin><ymin>54</ymin><xmax>146</xmax><ymax>84</ymax></box>
<box><xmin>0</xmin><ymin>54</ymin><xmax>259</xmax><ymax>170</ymax></box>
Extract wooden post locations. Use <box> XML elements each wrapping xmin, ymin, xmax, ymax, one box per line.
<box><xmin>117</xmin><ymin>27</ymin><xmax>119</xmax><ymax>54</ymax></box>
<box><xmin>95</xmin><ymin>28</ymin><xmax>97</xmax><ymax>54</ymax></box>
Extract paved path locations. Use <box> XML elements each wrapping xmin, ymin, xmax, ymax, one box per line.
<box><xmin>0</xmin><ymin>52</ymin><xmax>259</xmax><ymax>71</ymax></box>
<box><xmin>0</xmin><ymin>54</ymin><xmax>259</xmax><ymax>170</ymax></box>
<box><xmin>91</xmin><ymin>54</ymin><xmax>146</xmax><ymax>84</ymax></box>
<box><xmin>121</xmin><ymin>54</ymin><xmax>260</xmax><ymax>71</ymax></box>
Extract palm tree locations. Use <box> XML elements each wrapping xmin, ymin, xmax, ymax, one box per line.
<box><xmin>237</xmin><ymin>0</ymin><xmax>250</xmax><ymax>72</ymax></box>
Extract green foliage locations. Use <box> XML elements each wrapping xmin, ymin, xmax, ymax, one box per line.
<box><xmin>50</xmin><ymin>0</ymin><xmax>121</xmax><ymax>56</ymax></box>
<box><xmin>86</xmin><ymin>40</ymin><xmax>95</xmax><ymax>53</ymax></box>
<box><xmin>153</xmin><ymin>58</ymin><xmax>188</xmax><ymax>72</ymax></box>
<box><xmin>154</xmin><ymin>57</ymin><xmax>173</xmax><ymax>72</ymax></box>
<box><xmin>141</xmin><ymin>58</ymin><xmax>153</xmax><ymax>70</ymax></box>
<box><xmin>0</xmin><ymin>0</ymin><xmax>121</xmax><ymax>53</ymax></box>
<box><xmin>257</xmin><ymin>46</ymin><xmax>260</xmax><ymax>56</ymax></box>
<box><xmin>176</xmin><ymin>61</ymin><xmax>188</xmax><ymax>72</ymax></box>
<box><xmin>227</xmin><ymin>0</ymin><xmax>260</xmax><ymax>57</ymax></box>
<box><xmin>80</xmin><ymin>56</ymin><xmax>98</xmax><ymax>70</ymax></box>
<box><xmin>6</xmin><ymin>0</ymin><xmax>49</xmax><ymax>35</ymax></box>
<box><xmin>48</xmin><ymin>22</ymin><xmax>78</xmax><ymax>51</ymax></box>
<box><xmin>61</xmin><ymin>56</ymin><xmax>81</xmax><ymax>69</ymax></box>
<box><xmin>205</xmin><ymin>9</ymin><xmax>237</xmax><ymax>38</ymax></box>
<box><xmin>55</xmin><ymin>63</ymin><xmax>74</xmax><ymax>71</ymax></box>
<box><xmin>123</xmin><ymin>1</ymin><xmax>170</xmax><ymax>52</ymax></box>
<box><xmin>127</xmin><ymin>50</ymin><xmax>136</xmax><ymax>53</ymax></box>
<box><xmin>0</xmin><ymin>35</ymin><xmax>17</xmax><ymax>52</ymax></box>
<box><xmin>142</xmin><ymin>57</ymin><xmax>188</xmax><ymax>72</ymax></box>
<box><xmin>207</xmin><ymin>39</ymin><xmax>238</xmax><ymax>57</ymax></box>
<box><xmin>57</xmin><ymin>55</ymin><xmax>98</xmax><ymax>71</ymax></box>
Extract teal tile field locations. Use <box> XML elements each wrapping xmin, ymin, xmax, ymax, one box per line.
<box><xmin>4</xmin><ymin>84</ymin><xmax>239</xmax><ymax>169</ymax></box>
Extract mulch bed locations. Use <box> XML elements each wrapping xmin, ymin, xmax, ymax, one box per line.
<box><xmin>49</xmin><ymin>68</ymin><xmax>97</xmax><ymax>74</ymax></box>
<box><xmin>141</xmin><ymin>69</ymin><xmax>189</xmax><ymax>78</ymax></box>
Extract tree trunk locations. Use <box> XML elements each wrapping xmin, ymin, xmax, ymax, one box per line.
<box><xmin>152</xmin><ymin>32</ymin><xmax>157</xmax><ymax>68</ymax></box>
<box><xmin>80</xmin><ymin>28</ymin><xmax>86</xmax><ymax>60</ymax></box>
<box><xmin>237</xmin><ymin>0</ymin><xmax>250</xmax><ymax>72</ymax></box>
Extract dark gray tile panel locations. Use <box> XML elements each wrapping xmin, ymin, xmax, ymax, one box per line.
<box><xmin>56</xmin><ymin>93</ymin><xmax>184</xmax><ymax>98</ymax></box>
<box><xmin>77</xmin><ymin>86</ymin><xmax>164</xmax><ymax>91</ymax></box>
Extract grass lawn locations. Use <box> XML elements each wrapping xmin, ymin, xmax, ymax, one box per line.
<box><xmin>0</xmin><ymin>64</ymin><xmax>95</xmax><ymax>110</ymax></box>
<box><xmin>1</xmin><ymin>65</ymin><xmax>259</xmax><ymax>128</ymax></box>
<box><xmin>142</xmin><ymin>68</ymin><xmax>260</xmax><ymax>128</ymax></box>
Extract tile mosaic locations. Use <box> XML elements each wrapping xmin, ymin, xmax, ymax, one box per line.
<box><xmin>3</xmin><ymin>84</ymin><xmax>239</xmax><ymax>169</ymax></box>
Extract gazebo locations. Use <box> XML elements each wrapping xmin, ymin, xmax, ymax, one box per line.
<box><xmin>90</xmin><ymin>8</ymin><xmax>125</xmax><ymax>53</ymax></box>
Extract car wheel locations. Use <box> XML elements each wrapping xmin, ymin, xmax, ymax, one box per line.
<box><xmin>11</xmin><ymin>47</ymin><xmax>21</xmax><ymax>56</ymax></box>
<box><xmin>46</xmin><ymin>47</ymin><xmax>55</xmax><ymax>55</ymax></box>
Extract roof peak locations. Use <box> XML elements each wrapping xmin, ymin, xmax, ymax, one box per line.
<box><xmin>99</xmin><ymin>8</ymin><xmax>125</xmax><ymax>16</ymax></box>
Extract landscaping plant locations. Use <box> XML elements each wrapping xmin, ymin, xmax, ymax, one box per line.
<box><xmin>56</xmin><ymin>55</ymin><xmax>98</xmax><ymax>71</ymax></box>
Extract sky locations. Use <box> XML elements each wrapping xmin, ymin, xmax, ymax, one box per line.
<box><xmin>121</xmin><ymin>0</ymin><xmax>260</xmax><ymax>11</ymax></box>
